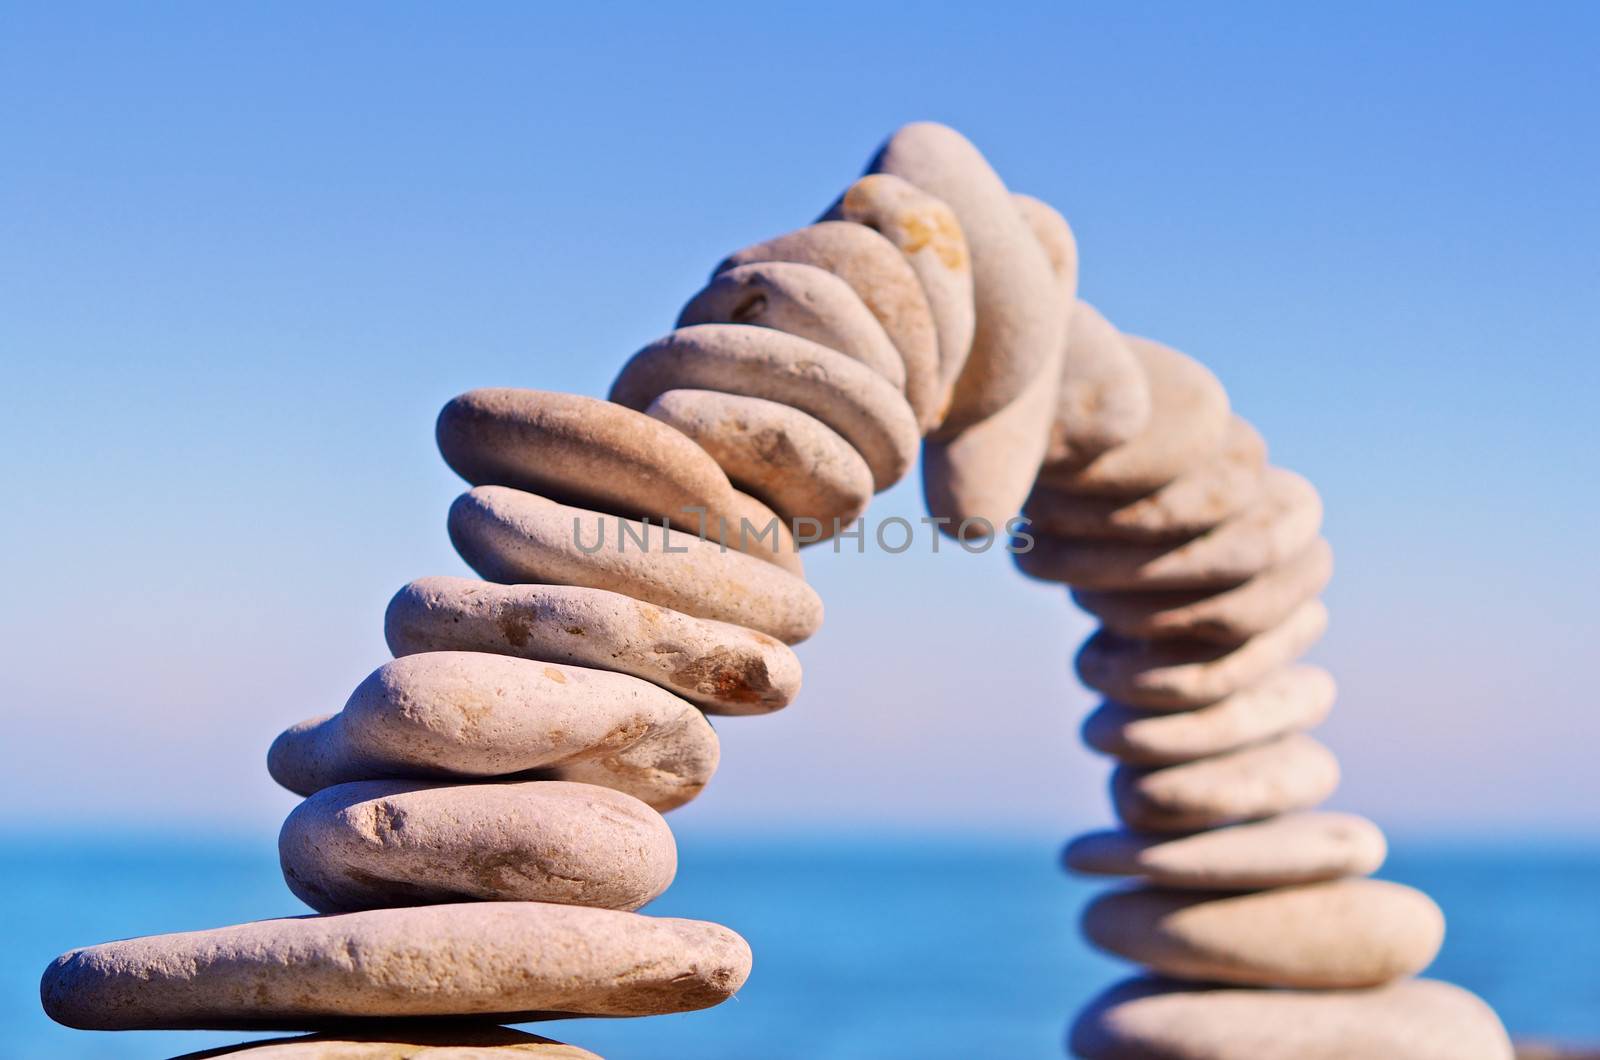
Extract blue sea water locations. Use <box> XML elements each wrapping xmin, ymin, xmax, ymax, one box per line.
<box><xmin>5</xmin><ymin>832</ymin><xmax>1596</xmax><ymax>1059</ymax></box>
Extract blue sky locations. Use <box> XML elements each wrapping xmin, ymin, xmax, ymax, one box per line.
<box><xmin>2</xmin><ymin>2</ymin><xmax>1596</xmax><ymax>840</ymax></box>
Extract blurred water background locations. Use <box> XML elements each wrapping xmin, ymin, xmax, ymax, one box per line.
<box><xmin>7</xmin><ymin>831</ymin><xmax>1596</xmax><ymax>1059</ymax></box>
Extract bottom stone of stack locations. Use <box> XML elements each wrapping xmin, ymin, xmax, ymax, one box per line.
<box><xmin>41</xmin><ymin>902</ymin><xmax>751</xmax><ymax>1030</ymax></box>
<box><xmin>1070</xmin><ymin>977</ymin><xmax>1514</xmax><ymax>1060</ymax></box>
<box><xmin>173</xmin><ymin>1024</ymin><xmax>601</xmax><ymax>1058</ymax></box>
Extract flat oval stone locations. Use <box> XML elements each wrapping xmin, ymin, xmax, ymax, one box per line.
<box><xmin>1070</xmin><ymin>977</ymin><xmax>1513</xmax><ymax>1060</ymax></box>
<box><xmin>1037</xmin><ymin>337</ymin><xmax>1230</xmax><ymax>497</ymax></box>
<box><xmin>1012</xmin><ymin>192</ymin><xmax>1078</xmax><ymax>305</ymax></box>
<box><xmin>279</xmin><ymin>779</ymin><xmax>676</xmax><ymax>914</ymax></box>
<box><xmin>646</xmin><ymin>388</ymin><xmax>873</xmax><ymax>532</ymax></box>
<box><xmin>609</xmin><ymin>323</ymin><xmax>919</xmax><ymax>491</ymax></box>
<box><xmin>268</xmin><ymin>652</ymin><xmax>719</xmax><ymax>812</ymax></box>
<box><xmin>1080</xmin><ymin>879</ymin><xmax>1445</xmax><ymax>989</ymax></box>
<box><xmin>869</xmin><ymin>122</ymin><xmax>1064</xmax><ymax>435</ymax></box>
<box><xmin>1076</xmin><ymin>537</ymin><xmax>1333</xmax><ymax>644</ymax></box>
<box><xmin>1020</xmin><ymin>467</ymin><xmax>1322</xmax><ymax>591</ymax></box>
<box><xmin>826</xmin><ymin>173</ymin><xmax>973</xmax><ymax>413</ymax></box>
<box><xmin>716</xmin><ymin>222</ymin><xmax>940</xmax><ymax>430</ymax></box>
<box><xmin>41</xmin><ymin>902</ymin><xmax>752</xmax><ymax>1029</ymax></box>
<box><xmin>1112</xmin><ymin>732</ymin><xmax>1340</xmax><ymax>832</ymax></box>
<box><xmin>1041</xmin><ymin>299</ymin><xmax>1151</xmax><ymax>468</ymax></box>
<box><xmin>385</xmin><ymin>576</ymin><xmax>801</xmax><ymax>716</ymax></box>
<box><xmin>722</xmin><ymin>487</ymin><xmax>804</xmax><ymax>576</ymax></box>
<box><xmin>448</xmin><ymin>484</ymin><xmax>823</xmax><ymax>644</ymax></box>
<box><xmin>1029</xmin><ymin>415</ymin><xmax>1265</xmax><ymax>541</ymax></box>
<box><xmin>173</xmin><ymin>1027</ymin><xmax>601</xmax><ymax>1058</ymax></box>
<box><xmin>1083</xmin><ymin>665</ymin><xmax>1336</xmax><ymax>764</ymax></box>
<box><xmin>1065</xmin><ymin>811</ymin><xmax>1386</xmax><ymax>889</ymax></box>
<box><xmin>677</xmin><ymin>261</ymin><xmax>906</xmax><ymax>388</ymax></box>
<box><xmin>1076</xmin><ymin>598</ymin><xmax>1328</xmax><ymax>709</ymax></box>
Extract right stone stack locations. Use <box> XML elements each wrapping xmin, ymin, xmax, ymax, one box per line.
<box><xmin>1015</xmin><ymin>331</ymin><xmax>1515</xmax><ymax>1059</ymax></box>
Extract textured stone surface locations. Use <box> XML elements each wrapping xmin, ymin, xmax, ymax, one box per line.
<box><xmin>869</xmin><ymin>121</ymin><xmax>1064</xmax><ymax>435</ymax></box>
<box><xmin>678</xmin><ymin>260</ymin><xmax>906</xmax><ymax>388</ymax></box>
<box><xmin>448</xmin><ymin>484</ymin><xmax>822</xmax><ymax>644</ymax></box>
<box><xmin>1075</xmin><ymin>537</ymin><xmax>1333</xmax><ymax>644</ymax></box>
<box><xmin>1041</xmin><ymin>299</ymin><xmax>1151</xmax><ymax>469</ymax></box>
<box><xmin>646</xmin><ymin>388</ymin><xmax>873</xmax><ymax>531</ymax></box>
<box><xmin>279</xmin><ymin>780</ymin><xmax>675</xmax><ymax>914</ymax></box>
<box><xmin>173</xmin><ymin>1026</ymin><xmax>602</xmax><ymax>1058</ymax></box>
<box><xmin>1080</xmin><ymin>879</ymin><xmax>1445</xmax><ymax>988</ymax></box>
<box><xmin>716</xmin><ymin>221</ymin><xmax>940</xmax><ymax>429</ymax></box>
<box><xmin>825</xmin><ymin>173</ymin><xmax>970</xmax><ymax>419</ymax></box>
<box><xmin>268</xmin><ymin>653</ymin><xmax>718</xmax><ymax>812</ymax></box>
<box><xmin>1071</xmin><ymin>977</ymin><xmax>1514</xmax><ymax>1060</ymax></box>
<box><xmin>1037</xmin><ymin>337</ymin><xmax>1230</xmax><ymax>497</ymax></box>
<box><xmin>1112</xmin><ymin>733</ymin><xmax>1340</xmax><ymax>832</ymax></box>
<box><xmin>1020</xmin><ymin>467</ymin><xmax>1322</xmax><ymax>591</ymax></box>
<box><xmin>1029</xmin><ymin>415</ymin><xmax>1265</xmax><ymax>541</ymax></box>
<box><xmin>384</xmin><ymin>576</ymin><xmax>801</xmax><ymax>715</ymax></box>
<box><xmin>1077</xmin><ymin>598</ymin><xmax>1329</xmax><ymax>709</ymax></box>
<box><xmin>1082</xmin><ymin>664</ymin><xmax>1336</xmax><ymax>765</ymax></box>
<box><xmin>41</xmin><ymin>902</ymin><xmax>751</xmax><ymax>1029</ymax></box>
<box><xmin>609</xmin><ymin>323</ymin><xmax>919</xmax><ymax>490</ymax></box>
<box><xmin>1065</xmin><ymin>811</ymin><xmax>1386</xmax><ymax>889</ymax></box>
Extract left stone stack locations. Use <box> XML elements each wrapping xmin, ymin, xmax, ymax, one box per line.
<box><xmin>39</xmin><ymin>389</ymin><xmax>820</xmax><ymax>1056</ymax></box>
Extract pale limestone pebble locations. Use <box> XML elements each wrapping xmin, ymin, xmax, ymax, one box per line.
<box><xmin>448</xmin><ymin>484</ymin><xmax>822</xmax><ymax>644</ymax></box>
<box><xmin>279</xmin><ymin>780</ymin><xmax>676</xmax><ymax>914</ymax></box>
<box><xmin>645</xmin><ymin>388</ymin><xmax>873</xmax><ymax>532</ymax></box>
<box><xmin>1036</xmin><ymin>337</ymin><xmax>1231</xmax><ymax>497</ymax></box>
<box><xmin>385</xmin><ymin>577</ymin><xmax>800</xmax><ymax>716</ymax></box>
<box><xmin>268</xmin><ymin>653</ymin><xmax>718</xmax><ymax>812</ymax></box>
<box><xmin>677</xmin><ymin>261</ymin><xmax>906</xmax><ymax>388</ymax></box>
<box><xmin>1020</xmin><ymin>467</ymin><xmax>1323</xmax><ymax>591</ymax></box>
<box><xmin>1064</xmin><ymin>811</ymin><xmax>1386</xmax><ymax>890</ymax></box>
<box><xmin>1070</xmin><ymin>976</ymin><xmax>1514</xmax><ymax>1060</ymax></box>
<box><xmin>41</xmin><ymin>902</ymin><xmax>752</xmax><ymax>1029</ymax></box>
<box><xmin>868</xmin><ymin>121</ymin><xmax>1065</xmax><ymax>435</ymax></box>
<box><xmin>1082</xmin><ymin>664</ymin><xmax>1336</xmax><ymax>765</ymax></box>
<box><xmin>825</xmin><ymin>173</ymin><xmax>974</xmax><ymax>411</ymax></box>
<box><xmin>609</xmin><ymin>323</ymin><xmax>919</xmax><ymax>491</ymax></box>
<box><xmin>716</xmin><ymin>222</ymin><xmax>941</xmax><ymax>430</ymax></box>
<box><xmin>723</xmin><ymin>487</ymin><xmax>804</xmax><ymax>577</ymax></box>
<box><xmin>1077</xmin><ymin>598</ymin><xmax>1329</xmax><ymax>710</ymax></box>
<box><xmin>1029</xmin><ymin>416</ymin><xmax>1266</xmax><ymax>541</ymax></box>
<box><xmin>1042</xmin><ymin>300</ymin><xmax>1153</xmax><ymax>468</ymax></box>
<box><xmin>1012</xmin><ymin>193</ymin><xmax>1078</xmax><ymax>304</ymax></box>
<box><xmin>173</xmin><ymin>1026</ymin><xmax>602</xmax><ymax>1058</ymax></box>
<box><xmin>1080</xmin><ymin>879</ymin><xmax>1445</xmax><ymax>989</ymax></box>
<box><xmin>1112</xmin><ymin>732</ymin><xmax>1340</xmax><ymax>832</ymax></box>
<box><xmin>1076</xmin><ymin>537</ymin><xmax>1333</xmax><ymax>645</ymax></box>
<box><xmin>922</xmin><ymin>317</ymin><xmax>1064</xmax><ymax>538</ymax></box>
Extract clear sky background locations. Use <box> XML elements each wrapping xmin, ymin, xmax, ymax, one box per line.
<box><xmin>2</xmin><ymin>3</ymin><xmax>1596</xmax><ymax>843</ymax></box>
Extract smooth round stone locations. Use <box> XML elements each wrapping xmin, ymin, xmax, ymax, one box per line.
<box><xmin>1020</xmin><ymin>467</ymin><xmax>1322</xmax><ymax>591</ymax></box>
<box><xmin>1036</xmin><ymin>337</ymin><xmax>1230</xmax><ymax>497</ymax></box>
<box><xmin>1076</xmin><ymin>598</ymin><xmax>1329</xmax><ymax>710</ymax></box>
<box><xmin>1041</xmin><ymin>299</ymin><xmax>1151</xmax><ymax>468</ymax></box>
<box><xmin>609</xmin><ymin>323</ymin><xmax>919</xmax><ymax>491</ymax></box>
<box><xmin>1076</xmin><ymin>537</ymin><xmax>1333</xmax><ymax>644</ymax></box>
<box><xmin>1112</xmin><ymin>732</ymin><xmax>1340</xmax><ymax>832</ymax></box>
<box><xmin>1080</xmin><ymin>879</ymin><xmax>1446</xmax><ymax>989</ymax></box>
<box><xmin>41</xmin><ymin>902</ymin><xmax>752</xmax><ymax>1029</ymax></box>
<box><xmin>1083</xmin><ymin>664</ymin><xmax>1336</xmax><ymax>765</ymax></box>
<box><xmin>722</xmin><ymin>487</ymin><xmax>804</xmax><ymax>576</ymax></box>
<box><xmin>279</xmin><ymin>780</ymin><xmax>676</xmax><ymax>914</ymax></box>
<box><xmin>448</xmin><ymin>484</ymin><xmax>823</xmax><ymax>644</ymax></box>
<box><xmin>1012</xmin><ymin>192</ymin><xmax>1078</xmax><ymax>305</ymax></box>
<box><xmin>268</xmin><ymin>652</ymin><xmax>719</xmax><ymax>812</ymax></box>
<box><xmin>646</xmin><ymin>388</ymin><xmax>873</xmax><ymax>532</ymax></box>
<box><xmin>385</xmin><ymin>576</ymin><xmax>801</xmax><ymax>716</ymax></box>
<box><xmin>677</xmin><ymin>261</ymin><xmax>906</xmax><ymax>388</ymax></box>
<box><xmin>869</xmin><ymin>121</ymin><xmax>1065</xmax><ymax>435</ymax></box>
<box><xmin>174</xmin><ymin>1026</ymin><xmax>601</xmax><ymax>1058</ymax></box>
<box><xmin>825</xmin><ymin>173</ymin><xmax>974</xmax><ymax>412</ymax></box>
<box><xmin>1065</xmin><ymin>811</ymin><xmax>1386</xmax><ymax>889</ymax></box>
<box><xmin>1028</xmin><ymin>415</ymin><xmax>1265</xmax><ymax>541</ymax></box>
<box><xmin>1070</xmin><ymin>976</ymin><xmax>1514</xmax><ymax>1060</ymax></box>
<box><xmin>716</xmin><ymin>221</ymin><xmax>940</xmax><ymax>430</ymax></box>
